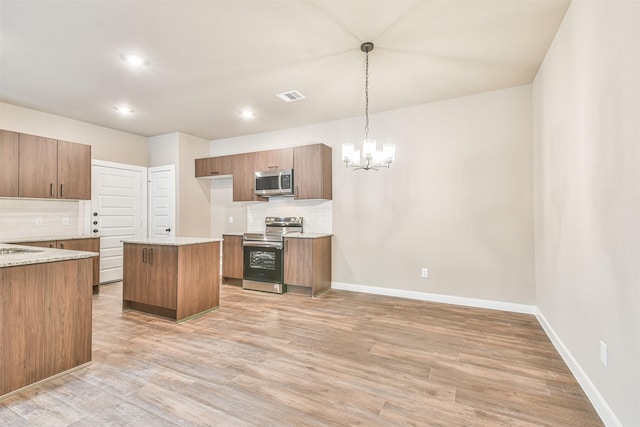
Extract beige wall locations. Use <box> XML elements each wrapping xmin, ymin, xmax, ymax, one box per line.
<box><xmin>148</xmin><ymin>132</ymin><xmax>211</xmax><ymax>237</ymax></box>
<box><xmin>0</xmin><ymin>102</ymin><xmax>147</xmax><ymax>166</ymax></box>
<box><xmin>210</xmin><ymin>85</ymin><xmax>535</xmax><ymax>305</ymax></box>
<box><xmin>532</xmin><ymin>1</ymin><xmax>640</xmax><ymax>425</ymax></box>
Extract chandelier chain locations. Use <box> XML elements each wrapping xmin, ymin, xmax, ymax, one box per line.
<box><xmin>364</xmin><ymin>49</ymin><xmax>369</xmax><ymax>140</ymax></box>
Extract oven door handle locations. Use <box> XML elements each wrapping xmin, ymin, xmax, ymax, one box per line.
<box><xmin>243</xmin><ymin>241</ymin><xmax>283</xmax><ymax>249</ymax></box>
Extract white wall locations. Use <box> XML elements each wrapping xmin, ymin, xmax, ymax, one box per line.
<box><xmin>148</xmin><ymin>132</ymin><xmax>211</xmax><ymax>237</ymax></box>
<box><xmin>532</xmin><ymin>1</ymin><xmax>640</xmax><ymax>425</ymax></box>
<box><xmin>210</xmin><ymin>85</ymin><xmax>535</xmax><ymax>305</ymax></box>
<box><xmin>0</xmin><ymin>102</ymin><xmax>148</xmax><ymax>166</ymax></box>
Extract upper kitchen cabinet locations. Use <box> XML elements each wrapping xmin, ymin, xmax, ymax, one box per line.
<box><xmin>16</xmin><ymin>133</ymin><xmax>91</xmax><ymax>200</ymax></box>
<box><xmin>18</xmin><ymin>133</ymin><xmax>59</xmax><ymax>198</ymax></box>
<box><xmin>195</xmin><ymin>155</ymin><xmax>234</xmax><ymax>177</ymax></box>
<box><xmin>293</xmin><ymin>144</ymin><xmax>332</xmax><ymax>200</ymax></box>
<box><xmin>0</xmin><ymin>130</ymin><xmax>19</xmax><ymax>197</ymax></box>
<box><xmin>254</xmin><ymin>147</ymin><xmax>293</xmax><ymax>172</ymax></box>
<box><xmin>232</xmin><ymin>152</ymin><xmax>258</xmax><ymax>202</ymax></box>
<box><xmin>57</xmin><ymin>140</ymin><xmax>91</xmax><ymax>199</ymax></box>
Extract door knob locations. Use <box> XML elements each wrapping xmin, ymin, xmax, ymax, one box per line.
<box><xmin>165</xmin><ymin>228</ymin><xmax>171</xmax><ymax>232</ymax></box>
<box><xmin>93</xmin><ymin>229</ymin><xmax>98</xmax><ymax>233</ymax></box>
<box><xmin>93</xmin><ymin>212</ymin><xmax>98</xmax><ymax>216</ymax></box>
<box><xmin>93</xmin><ymin>221</ymin><xmax>98</xmax><ymax>225</ymax></box>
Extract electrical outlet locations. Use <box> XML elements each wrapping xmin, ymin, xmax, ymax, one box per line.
<box><xmin>229</xmin><ymin>216</ymin><xmax>234</xmax><ymax>224</ymax></box>
<box><xmin>600</xmin><ymin>341</ymin><xmax>607</xmax><ymax>367</ymax></box>
<box><xmin>421</xmin><ymin>267</ymin><xmax>429</xmax><ymax>278</ymax></box>
<box><xmin>35</xmin><ymin>217</ymin><xmax>44</xmax><ymax>226</ymax></box>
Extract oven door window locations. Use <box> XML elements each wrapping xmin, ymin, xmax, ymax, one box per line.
<box><xmin>243</xmin><ymin>246</ymin><xmax>283</xmax><ymax>283</ymax></box>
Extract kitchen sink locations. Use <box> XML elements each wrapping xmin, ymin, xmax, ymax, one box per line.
<box><xmin>0</xmin><ymin>248</ymin><xmax>43</xmax><ymax>255</ymax></box>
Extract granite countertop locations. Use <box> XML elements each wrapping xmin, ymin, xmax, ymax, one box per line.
<box><xmin>0</xmin><ymin>243</ymin><xmax>98</xmax><ymax>268</ymax></box>
<box><xmin>121</xmin><ymin>237</ymin><xmax>222</xmax><ymax>246</ymax></box>
<box><xmin>0</xmin><ymin>235</ymin><xmax>100</xmax><ymax>244</ymax></box>
<box><xmin>284</xmin><ymin>232</ymin><xmax>333</xmax><ymax>239</ymax></box>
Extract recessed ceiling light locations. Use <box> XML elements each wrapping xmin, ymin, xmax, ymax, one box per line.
<box><xmin>114</xmin><ymin>106</ymin><xmax>134</xmax><ymax>114</ymax></box>
<box><xmin>240</xmin><ymin>109</ymin><xmax>255</xmax><ymax>119</ymax></box>
<box><xmin>124</xmin><ymin>54</ymin><xmax>145</xmax><ymax>67</ymax></box>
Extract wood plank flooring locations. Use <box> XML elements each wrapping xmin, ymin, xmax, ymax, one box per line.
<box><xmin>0</xmin><ymin>282</ymin><xmax>603</xmax><ymax>426</ymax></box>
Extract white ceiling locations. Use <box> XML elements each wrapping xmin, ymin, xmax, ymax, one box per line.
<box><xmin>0</xmin><ymin>0</ymin><xmax>570</xmax><ymax>141</ymax></box>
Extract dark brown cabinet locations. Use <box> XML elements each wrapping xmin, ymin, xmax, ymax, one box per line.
<box><xmin>10</xmin><ymin>131</ymin><xmax>91</xmax><ymax>200</ymax></box>
<box><xmin>195</xmin><ymin>155</ymin><xmax>234</xmax><ymax>177</ymax></box>
<box><xmin>232</xmin><ymin>152</ymin><xmax>258</xmax><ymax>202</ymax></box>
<box><xmin>222</xmin><ymin>234</ymin><xmax>243</xmax><ymax>280</ymax></box>
<box><xmin>122</xmin><ymin>241</ymin><xmax>220</xmax><ymax>322</ymax></box>
<box><xmin>0</xmin><ymin>130</ymin><xmax>19</xmax><ymax>197</ymax></box>
<box><xmin>284</xmin><ymin>236</ymin><xmax>332</xmax><ymax>296</ymax></box>
<box><xmin>293</xmin><ymin>144</ymin><xmax>332</xmax><ymax>200</ymax></box>
<box><xmin>13</xmin><ymin>238</ymin><xmax>101</xmax><ymax>294</ymax></box>
<box><xmin>195</xmin><ymin>144</ymin><xmax>332</xmax><ymax>202</ymax></box>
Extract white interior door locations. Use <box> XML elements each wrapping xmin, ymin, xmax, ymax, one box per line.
<box><xmin>148</xmin><ymin>165</ymin><xmax>176</xmax><ymax>238</ymax></box>
<box><xmin>91</xmin><ymin>160</ymin><xmax>147</xmax><ymax>283</ymax></box>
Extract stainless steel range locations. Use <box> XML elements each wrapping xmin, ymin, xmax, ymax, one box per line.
<box><xmin>242</xmin><ymin>216</ymin><xmax>303</xmax><ymax>293</ymax></box>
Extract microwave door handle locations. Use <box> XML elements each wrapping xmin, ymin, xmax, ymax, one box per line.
<box><xmin>278</xmin><ymin>171</ymin><xmax>283</xmax><ymax>192</ymax></box>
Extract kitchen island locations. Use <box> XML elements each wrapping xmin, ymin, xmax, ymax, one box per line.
<box><xmin>122</xmin><ymin>237</ymin><xmax>221</xmax><ymax>322</ymax></box>
<box><xmin>0</xmin><ymin>243</ymin><xmax>97</xmax><ymax>398</ymax></box>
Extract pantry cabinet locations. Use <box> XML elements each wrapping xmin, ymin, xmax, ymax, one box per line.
<box><xmin>284</xmin><ymin>236</ymin><xmax>332</xmax><ymax>296</ymax></box>
<box><xmin>0</xmin><ymin>130</ymin><xmax>19</xmax><ymax>197</ymax></box>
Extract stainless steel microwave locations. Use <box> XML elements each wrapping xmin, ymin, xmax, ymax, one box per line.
<box><xmin>255</xmin><ymin>169</ymin><xmax>294</xmax><ymax>197</ymax></box>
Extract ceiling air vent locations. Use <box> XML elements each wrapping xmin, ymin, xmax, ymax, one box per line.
<box><xmin>276</xmin><ymin>90</ymin><xmax>306</xmax><ymax>103</ymax></box>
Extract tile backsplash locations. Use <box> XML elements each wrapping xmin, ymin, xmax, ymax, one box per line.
<box><xmin>247</xmin><ymin>198</ymin><xmax>332</xmax><ymax>233</ymax></box>
<box><xmin>0</xmin><ymin>198</ymin><xmax>91</xmax><ymax>240</ymax></box>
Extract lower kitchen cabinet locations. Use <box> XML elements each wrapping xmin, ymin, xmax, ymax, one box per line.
<box><xmin>1</xmin><ymin>258</ymin><xmax>93</xmax><ymax>396</ymax></box>
<box><xmin>284</xmin><ymin>236</ymin><xmax>332</xmax><ymax>296</ymax></box>
<box><xmin>14</xmin><ymin>238</ymin><xmax>101</xmax><ymax>294</ymax></box>
<box><xmin>222</xmin><ymin>234</ymin><xmax>243</xmax><ymax>281</ymax></box>
<box><xmin>122</xmin><ymin>240</ymin><xmax>220</xmax><ymax>322</ymax></box>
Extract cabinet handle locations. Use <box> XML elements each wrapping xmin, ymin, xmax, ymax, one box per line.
<box><xmin>142</xmin><ymin>248</ymin><xmax>147</xmax><ymax>264</ymax></box>
<box><xmin>49</xmin><ymin>243</ymin><xmax>55</xmax><ymax>248</ymax></box>
<box><xmin>210</xmin><ymin>171</ymin><xmax>219</xmax><ymax>175</ymax></box>
<box><xmin>60</xmin><ymin>184</ymin><xmax>64</xmax><ymax>197</ymax></box>
<box><xmin>60</xmin><ymin>243</ymin><xmax>65</xmax><ymax>249</ymax></box>
<box><xmin>268</xmin><ymin>165</ymin><xmax>278</xmax><ymax>170</ymax></box>
<box><xmin>149</xmin><ymin>248</ymin><xmax>153</xmax><ymax>265</ymax></box>
<box><xmin>50</xmin><ymin>183</ymin><xmax>54</xmax><ymax>197</ymax></box>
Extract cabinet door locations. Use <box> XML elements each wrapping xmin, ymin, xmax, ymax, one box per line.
<box><xmin>232</xmin><ymin>152</ymin><xmax>258</xmax><ymax>201</ymax></box>
<box><xmin>284</xmin><ymin>238</ymin><xmax>313</xmax><ymax>287</ymax></box>
<box><xmin>122</xmin><ymin>244</ymin><xmax>149</xmax><ymax>303</ymax></box>
<box><xmin>222</xmin><ymin>235</ymin><xmax>243</xmax><ymax>279</ymax></box>
<box><xmin>146</xmin><ymin>245</ymin><xmax>178</xmax><ymax>310</ymax></box>
<box><xmin>195</xmin><ymin>155</ymin><xmax>234</xmax><ymax>177</ymax></box>
<box><xmin>0</xmin><ymin>130</ymin><xmax>19</xmax><ymax>197</ymax></box>
<box><xmin>254</xmin><ymin>148</ymin><xmax>293</xmax><ymax>172</ymax></box>
<box><xmin>58</xmin><ymin>140</ymin><xmax>91</xmax><ymax>200</ymax></box>
<box><xmin>293</xmin><ymin>144</ymin><xmax>332</xmax><ymax>200</ymax></box>
<box><xmin>18</xmin><ymin>134</ymin><xmax>58</xmax><ymax>198</ymax></box>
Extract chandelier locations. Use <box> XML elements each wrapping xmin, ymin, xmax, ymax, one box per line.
<box><xmin>342</xmin><ymin>42</ymin><xmax>396</xmax><ymax>171</ymax></box>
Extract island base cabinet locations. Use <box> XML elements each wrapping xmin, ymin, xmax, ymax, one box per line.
<box><xmin>122</xmin><ymin>242</ymin><xmax>220</xmax><ymax>322</ymax></box>
<box><xmin>1</xmin><ymin>258</ymin><xmax>92</xmax><ymax>397</ymax></box>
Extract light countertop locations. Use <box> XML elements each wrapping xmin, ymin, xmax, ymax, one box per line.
<box><xmin>0</xmin><ymin>243</ymin><xmax>98</xmax><ymax>268</ymax></box>
<box><xmin>0</xmin><ymin>235</ymin><xmax>99</xmax><ymax>244</ymax></box>
<box><xmin>121</xmin><ymin>237</ymin><xmax>222</xmax><ymax>246</ymax></box>
<box><xmin>284</xmin><ymin>232</ymin><xmax>333</xmax><ymax>239</ymax></box>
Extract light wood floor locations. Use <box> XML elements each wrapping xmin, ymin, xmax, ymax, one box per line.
<box><xmin>1</xmin><ymin>282</ymin><xmax>602</xmax><ymax>426</ymax></box>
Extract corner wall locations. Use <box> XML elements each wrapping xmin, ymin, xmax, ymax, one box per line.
<box><xmin>532</xmin><ymin>1</ymin><xmax>640</xmax><ymax>425</ymax></box>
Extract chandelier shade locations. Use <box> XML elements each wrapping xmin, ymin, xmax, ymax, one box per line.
<box><xmin>342</xmin><ymin>42</ymin><xmax>396</xmax><ymax>171</ymax></box>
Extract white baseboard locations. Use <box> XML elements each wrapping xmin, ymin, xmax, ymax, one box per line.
<box><xmin>331</xmin><ymin>282</ymin><xmax>536</xmax><ymax>314</ymax></box>
<box><xmin>330</xmin><ymin>281</ymin><xmax>619</xmax><ymax>426</ymax></box>
<box><xmin>535</xmin><ymin>309</ymin><xmax>621</xmax><ymax>427</ymax></box>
